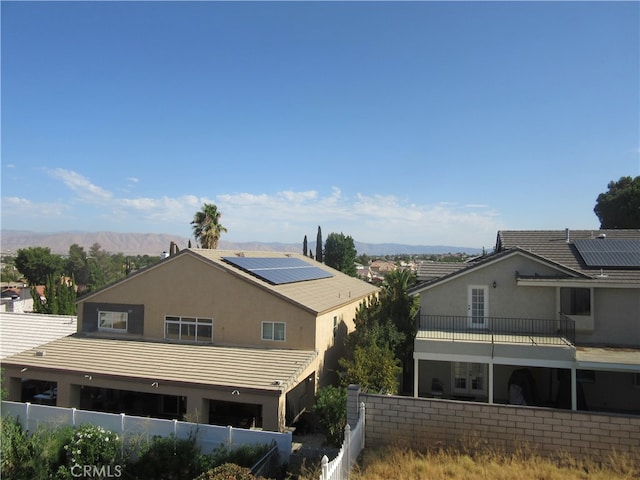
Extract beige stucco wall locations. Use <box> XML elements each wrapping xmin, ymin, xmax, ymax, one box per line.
<box><xmin>583</xmin><ymin>287</ymin><xmax>640</xmax><ymax>346</ymax></box>
<box><xmin>78</xmin><ymin>254</ymin><xmax>320</xmax><ymax>350</ymax></box>
<box><xmin>314</xmin><ymin>300</ymin><xmax>364</xmax><ymax>386</ymax></box>
<box><xmin>419</xmin><ymin>255</ymin><xmax>559</xmax><ymax>319</ymax></box>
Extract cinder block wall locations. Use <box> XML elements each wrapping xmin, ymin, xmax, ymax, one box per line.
<box><xmin>347</xmin><ymin>387</ymin><xmax>640</xmax><ymax>460</ymax></box>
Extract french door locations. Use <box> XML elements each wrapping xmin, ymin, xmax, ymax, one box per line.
<box><xmin>468</xmin><ymin>285</ymin><xmax>488</xmax><ymax>328</ymax></box>
<box><xmin>452</xmin><ymin>362</ymin><xmax>487</xmax><ymax>396</ymax></box>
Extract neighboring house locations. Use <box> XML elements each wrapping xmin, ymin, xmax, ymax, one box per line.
<box><xmin>2</xmin><ymin>249</ymin><xmax>378</xmax><ymax>431</ymax></box>
<box><xmin>1</xmin><ymin>284</ymin><xmax>37</xmax><ymax>313</ymax></box>
<box><xmin>416</xmin><ymin>261</ymin><xmax>471</xmax><ymax>282</ymax></box>
<box><xmin>0</xmin><ymin>312</ymin><xmax>77</xmax><ymax>405</ymax></box>
<box><xmin>370</xmin><ymin>260</ymin><xmax>396</xmax><ymax>276</ymax></box>
<box><xmin>411</xmin><ymin>229</ymin><xmax>640</xmax><ymax>414</ymax></box>
<box><xmin>0</xmin><ymin>312</ymin><xmax>77</xmax><ymax>359</ymax></box>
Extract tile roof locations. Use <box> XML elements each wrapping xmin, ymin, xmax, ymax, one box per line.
<box><xmin>416</xmin><ymin>261</ymin><xmax>470</xmax><ymax>281</ymax></box>
<box><xmin>2</xmin><ymin>336</ymin><xmax>318</xmax><ymax>392</ymax></box>
<box><xmin>170</xmin><ymin>249</ymin><xmax>379</xmax><ymax>314</ymax></box>
<box><xmin>78</xmin><ymin>249</ymin><xmax>378</xmax><ymax>315</ymax></box>
<box><xmin>496</xmin><ymin>229</ymin><xmax>640</xmax><ymax>283</ymax></box>
<box><xmin>0</xmin><ymin>312</ymin><xmax>77</xmax><ymax>359</ymax></box>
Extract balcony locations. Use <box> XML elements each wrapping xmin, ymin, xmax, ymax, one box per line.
<box><xmin>417</xmin><ymin>315</ymin><xmax>575</xmax><ymax>346</ymax></box>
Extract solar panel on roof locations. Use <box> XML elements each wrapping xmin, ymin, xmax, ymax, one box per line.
<box><xmin>222</xmin><ymin>257</ymin><xmax>333</xmax><ymax>285</ymax></box>
<box><xmin>573</xmin><ymin>239</ymin><xmax>640</xmax><ymax>268</ymax></box>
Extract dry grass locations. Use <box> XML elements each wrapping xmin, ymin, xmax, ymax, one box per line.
<box><xmin>348</xmin><ymin>445</ymin><xmax>639</xmax><ymax>480</ymax></box>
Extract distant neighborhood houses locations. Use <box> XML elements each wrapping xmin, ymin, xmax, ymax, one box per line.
<box><xmin>2</xmin><ymin>227</ymin><xmax>637</xmax><ymax>437</ymax></box>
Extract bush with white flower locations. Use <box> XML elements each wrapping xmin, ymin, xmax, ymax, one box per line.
<box><xmin>63</xmin><ymin>424</ymin><xmax>122</xmax><ymax>471</ymax></box>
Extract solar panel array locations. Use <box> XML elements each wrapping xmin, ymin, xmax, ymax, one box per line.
<box><xmin>573</xmin><ymin>239</ymin><xmax>640</xmax><ymax>268</ymax></box>
<box><xmin>222</xmin><ymin>256</ymin><xmax>333</xmax><ymax>285</ymax></box>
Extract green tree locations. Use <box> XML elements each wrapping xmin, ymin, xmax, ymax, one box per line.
<box><xmin>339</xmin><ymin>341</ymin><xmax>401</xmax><ymax>395</ymax></box>
<box><xmin>341</xmin><ymin>297</ymin><xmax>403</xmax><ymax>395</ymax></box>
<box><xmin>594</xmin><ymin>176</ymin><xmax>640</xmax><ymax>228</ymax></box>
<box><xmin>324</xmin><ymin>232</ymin><xmax>358</xmax><ymax>277</ymax></box>
<box><xmin>65</xmin><ymin>244</ymin><xmax>89</xmax><ymax>286</ymax></box>
<box><xmin>14</xmin><ymin>247</ymin><xmax>63</xmax><ymax>286</ymax></box>
<box><xmin>303</xmin><ymin>235</ymin><xmax>308</xmax><ymax>256</ymax></box>
<box><xmin>313</xmin><ymin>386</ymin><xmax>347</xmax><ymax>447</ymax></box>
<box><xmin>355</xmin><ymin>253</ymin><xmax>370</xmax><ymax>266</ymax></box>
<box><xmin>380</xmin><ymin>269</ymin><xmax>420</xmax><ymax>391</ymax></box>
<box><xmin>1</xmin><ymin>255</ymin><xmax>21</xmax><ymax>282</ymax></box>
<box><xmin>192</xmin><ymin>203</ymin><xmax>227</xmax><ymax>249</ymax></box>
<box><xmin>33</xmin><ymin>275</ymin><xmax>76</xmax><ymax>315</ymax></box>
<box><xmin>87</xmin><ymin>243</ymin><xmax>110</xmax><ymax>292</ymax></box>
<box><xmin>315</xmin><ymin>226</ymin><xmax>323</xmax><ymax>262</ymax></box>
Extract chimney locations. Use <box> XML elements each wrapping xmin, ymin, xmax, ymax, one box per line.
<box><xmin>565</xmin><ymin>228</ymin><xmax>570</xmax><ymax>243</ymax></box>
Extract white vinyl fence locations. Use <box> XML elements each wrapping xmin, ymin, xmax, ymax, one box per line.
<box><xmin>319</xmin><ymin>402</ymin><xmax>365</xmax><ymax>480</ymax></box>
<box><xmin>1</xmin><ymin>401</ymin><xmax>291</xmax><ymax>461</ymax></box>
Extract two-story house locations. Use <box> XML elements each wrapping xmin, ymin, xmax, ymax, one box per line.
<box><xmin>2</xmin><ymin>249</ymin><xmax>378</xmax><ymax>431</ymax></box>
<box><xmin>411</xmin><ymin>229</ymin><xmax>640</xmax><ymax>414</ymax></box>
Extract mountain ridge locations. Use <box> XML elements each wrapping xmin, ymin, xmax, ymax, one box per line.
<box><xmin>0</xmin><ymin>230</ymin><xmax>483</xmax><ymax>256</ymax></box>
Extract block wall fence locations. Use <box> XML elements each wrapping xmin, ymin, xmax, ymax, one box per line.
<box><xmin>346</xmin><ymin>385</ymin><xmax>640</xmax><ymax>460</ymax></box>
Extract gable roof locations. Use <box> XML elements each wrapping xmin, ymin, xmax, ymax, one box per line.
<box><xmin>78</xmin><ymin>249</ymin><xmax>379</xmax><ymax>315</ymax></box>
<box><xmin>410</xmin><ymin>246</ymin><xmax>591</xmax><ymax>295</ymax></box>
<box><xmin>496</xmin><ymin>229</ymin><xmax>640</xmax><ymax>284</ymax></box>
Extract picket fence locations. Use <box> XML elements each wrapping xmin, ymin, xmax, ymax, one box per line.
<box><xmin>319</xmin><ymin>402</ymin><xmax>365</xmax><ymax>480</ymax></box>
<box><xmin>1</xmin><ymin>401</ymin><xmax>292</xmax><ymax>460</ymax></box>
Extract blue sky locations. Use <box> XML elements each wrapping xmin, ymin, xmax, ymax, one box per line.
<box><xmin>2</xmin><ymin>1</ymin><xmax>638</xmax><ymax>249</ymax></box>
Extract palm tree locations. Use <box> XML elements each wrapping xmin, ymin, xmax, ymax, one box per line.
<box><xmin>191</xmin><ymin>203</ymin><xmax>227</xmax><ymax>249</ymax></box>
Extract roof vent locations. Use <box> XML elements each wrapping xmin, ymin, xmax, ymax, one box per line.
<box><xmin>565</xmin><ymin>228</ymin><xmax>570</xmax><ymax>243</ymax></box>
<box><xmin>597</xmin><ymin>233</ymin><xmax>606</xmax><ymax>239</ymax></box>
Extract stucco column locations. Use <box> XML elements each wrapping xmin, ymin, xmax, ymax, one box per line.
<box><xmin>413</xmin><ymin>358</ymin><xmax>419</xmax><ymax>398</ymax></box>
<box><xmin>488</xmin><ymin>361</ymin><xmax>494</xmax><ymax>404</ymax></box>
<box><xmin>185</xmin><ymin>394</ymin><xmax>210</xmax><ymax>424</ymax></box>
<box><xmin>571</xmin><ymin>367</ymin><xmax>577</xmax><ymax>411</ymax></box>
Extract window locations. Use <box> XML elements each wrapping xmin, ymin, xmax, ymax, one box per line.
<box><xmin>164</xmin><ymin>316</ymin><xmax>213</xmax><ymax>343</ymax></box>
<box><xmin>560</xmin><ymin>287</ymin><xmax>591</xmax><ymax>316</ymax></box>
<box><xmin>452</xmin><ymin>362</ymin><xmax>487</xmax><ymax>396</ymax></box>
<box><xmin>98</xmin><ymin>311</ymin><xmax>128</xmax><ymax>332</ymax></box>
<box><xmin>262</xmin><ymin>322</ymin><xmax>285</xmax><ymax>341</ymax></box>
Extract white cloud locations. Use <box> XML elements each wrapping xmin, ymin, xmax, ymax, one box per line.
<box><xmin>5</xmin><ymin>168</ymin><xmax>503</xmax><ymax>247</ymax></box>
<box><xmin>48</xmin><ymin>168</ymin><xmax>112</xmax><ymax>203</ymax></box>
<box><xmin>1</xmin><ymin>196</ymin><xmax>69</xmax><ymax>217</ymax></box>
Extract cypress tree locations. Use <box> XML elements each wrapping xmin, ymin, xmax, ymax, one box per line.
<box><xmin>303</xmin><ymin>235</ymin><xmax>308</xmax><ymax>256</ymax></box>
<box><xmin>316</xmin><ymin>226</ymin><xmax>323</xmax><ymax>262</ymax></box>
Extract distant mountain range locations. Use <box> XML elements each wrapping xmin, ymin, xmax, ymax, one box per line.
<box><xmin>0</xmin><ymin>230</ymin><xmax>483</xmax><ymax>256</ymax></box>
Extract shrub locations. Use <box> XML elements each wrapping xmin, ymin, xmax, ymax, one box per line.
<box><xmin>313</xmin><ymin>386</ymin><xmax>346</xmax><ymax>447</ymax></box>
<box><xmin>207</xmin><ymin>443</ymin><xmax>271</xmax><ymax>471</ymax></box>
<box><xmin>194</xmin><ymin>462</ymin><xmax>257</xmax><ymax>480</ymax></box>
<box><xmin>63</xmin><ymin>424</ymin><xmax>122</xmax><ymax>468</ymax></box>
<box><xmin>0</xmin><ymin>416</ymin><xmax>33</xmax><ymax>479</ymax></box>
<box><xmin>124</xmin><ymin>433</ymin><xmax>207</xmax><ymax>480</ymax></box>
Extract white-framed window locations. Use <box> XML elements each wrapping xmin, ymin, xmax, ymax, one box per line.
<box><xmin>164</xmin><ymin>316</ymin><xmax>213</xmax><ymax>343</ymax></box>
<box><xmin>98</xmin><ymin>311</ymin><xmax>128</xmax><ymax>332</ymax></box>
<box><xmin>452</xmin><ymin>362</ymin><xmax>487</xmax><ymax>396</ymax></box>
<box><xmin>262</xmin><ymin>321</ymin><xmax>285</xmax><ymax>341</ymax></box>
